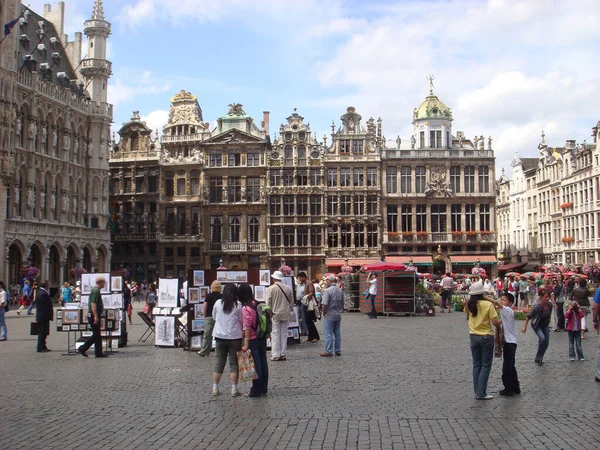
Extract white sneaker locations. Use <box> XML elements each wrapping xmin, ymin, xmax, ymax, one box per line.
<box><xmin>570</xmin><ymin>357</ymin><xmax>575</xmax><ymax>361</ymax></box>
<box><xmin>231</xmin><ymin>387</ymin><xmax>241</xmax><ymax>397</ymax></box>
<box><xmin>476</xmin><ymin>394</ymin><xmax>493</xmax><ymax>400</ymax></box>
<box><xmin>580</xmin><ymin>358</ymin><xmax>585</xmax><ymax>361</ymax></box>
<box><xmin>212</xmin><ymin>386</ymin><xmax>220</xmax><ymax>396</ymax></box>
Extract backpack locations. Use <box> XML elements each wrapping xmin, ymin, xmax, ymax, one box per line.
<box><xmin>252</xmin><ymin>303</ymin><xmax>273</xmax><ymax>339</ymax></box>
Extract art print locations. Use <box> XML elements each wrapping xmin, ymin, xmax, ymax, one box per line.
<box><xmin>254</xmin><ymin>286</ymin><xmax>266</xmax><ymax>302</ymax></box>
<box><xmin>287</xmin><ymin>306</ymin><xmax>300</xmax><ymax>328</ymax></box>
<box><xmin>56</xmin><ymin>319</ymin><xmax>62</xmax><ymax>327</ymax></box>
<box><xmin>100</xmin><ymin>318</ymin><xmax>106</xmax><ymax>330</ymax></box>
<box><xmin>62</xmin><ymin>309</ymin><xmax>80</xmax><ymax>325</ymax></box>
<box><xmin>63</xmin><ymin>325</ymin><xmax>70</xmax><ymax>331</ymax></box>
<box><xmin>110</xmin><ymin>276</ymin><xmax>123</xmax><ymax>292</ymax></box>
<box><xmin>281</xmin><ymin>276</ymin><xmax>295</xmax><ymax>299</ymax></box>
<box><xmin>190</xmin><ymin>335</ymin><xmax>202</xmax><ymax>350</ymax></box>
<box><xmin>155</xmin><ymin>316</ymin><xmax>175</xmax><ymax>346</ymax></box>
<box><xmin>194</xmin><ymin>304</ymin><xmax>203</xmax><ymax>317</ymax></box>
<box><xmin>57</xmin><ymin>310</ymin><xmax>63</xmax><ymax>318</ymax></box>
<box><xmin>193</xmin><ymin>270</ymin><xmax>205</xmax><ymax>287</ymax></box>
<box><xmin>215</xmin><ymin>271</ymin><xmax>248</xmax><ymax>284</ymax></box>
<box><xmin>80</xmin><ymin>296</ymin><xmax>89</xmax><ymax>308</ymax></box>
<box><xmin>259</xmin><ymin>269</ymin><xmax>271</xmax><ymax>286</ymax></box>
<box><xmin>199</xmin><ymin>287</ymin><xmax>209</xmax><ymax>302</ymax></box>
<box><xmin>107</xmin><ymin>320</ymin><xmax>114</xmax><ymax>330</ymax></box>
<box><xmin>191</xmin><ymin>318</ymin><xmax>205</xmax><ymax>332</ymax></box>
<box><xmin>188</xmin><ymin>288</ymin><xmax>200</xmax><ymax>304</ymax></box>
<box><xmin>81</xmin><ymin>273</ymin><xmax>110</xmax><ymax>295</ymax></box>
<box><xmin>158</xmin><ymin>278</ymin><xmax>179</xmax><ymax>308</ymax></box>
<box><xmin>71</xmin><ymin>324</ymin><xmax>79</xmax><ymax>331</ymax></box>
<box><xmin>292</xmin><ymin>328</ymin><xmax>299</xmax><ymax>340</ymax></box>
<box><xmin>287</xmin><ymin>329</ymin><xmax>293</xmax><ymax>338</ymax></box>
<box><xmin>107</xmin><ymin>310</ymin><xmax>115</xmax><ymax>320</ymax></box>
<box><xmin>111</xmin><ymin>293</ymin><xmax>123</xmax><ymax>308</ymax></box>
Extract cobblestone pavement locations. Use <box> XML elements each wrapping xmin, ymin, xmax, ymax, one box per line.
<box><xmin>2</xmin><ymin>306</ymin><xmax>600</xmax><ymax>449</ymax></box>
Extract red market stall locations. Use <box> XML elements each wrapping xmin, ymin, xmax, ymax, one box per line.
<box><xmin>359</xmin><ymin>269</ymin><xmax>417</xmax><ymax>316</ymax></box>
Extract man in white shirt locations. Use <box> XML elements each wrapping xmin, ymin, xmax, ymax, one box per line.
<box><xmin>366</xmin><ymin>273</ymin><xmax>378</xmax><ymax>319</ymax></box>
<box><xmin>440</xmin><ymin>273</ymin><xmax>454</xmax><ymax>313</ymax></box>
<box><xmin>266</xmin><ymin>271</ymin><xmax>294</xmax><ymax>361</ymax></box>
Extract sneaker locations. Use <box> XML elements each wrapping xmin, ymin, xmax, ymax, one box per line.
<box><xmin>498</xmin><ymin>389</ymin><xmax>513</xmax><ymax>397</ymax></box>
<box><xmin>476</xmin><ymin>394</ymin><xmax>493</xmax><ymax>400</ymax></box>
<box><xmin>595</xmin><ymin>376</ymin><xmax>600</xmax><ymax>383</ymax></box>
<box><xmin>231</xmin><ymin>388</ymin><xmax>241</xmax><ymax>397</ymax></box>
<box><xmin>580</xmin><ymin>358</ymin><xmax>585</xmax><ymax>361</ymax></box>
<box><xmin>270</xmin><ymin>356</ymin><xmax>280</xmax><ymax>361</ymax></box>
<box><xmin>570</xmin><ymin>357</ymin><xmax>575</xmax><ymax>361</ymax></box>
<box><xmin>212</xmin><ymin>386</ymin><xmax>220</xmax><ymax>396</ymax></box>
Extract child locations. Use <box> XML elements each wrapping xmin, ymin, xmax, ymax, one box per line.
<box><xmin>492</xmin><ymin>293</ymin><xmax>521</xmax><ymax>396</ymax></box>
<box><xmin>564</xmin><ymin>302</ymin><xmax>585</xmax><ymax>361</ymax></box>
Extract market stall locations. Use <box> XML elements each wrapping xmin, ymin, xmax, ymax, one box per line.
<box><xmin>359</xmin><ymin>263</ymin><xmax>418</xmax><ymax>316</ymax></box>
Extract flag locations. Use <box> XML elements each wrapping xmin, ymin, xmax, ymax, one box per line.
<box><xmin>3</xmin><ymin>17</ymin><xmax>20</xmax><ymax>37</ymax></box>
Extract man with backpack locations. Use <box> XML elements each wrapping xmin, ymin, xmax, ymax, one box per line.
<box><xmin>266</xmin><ymin>270</ymin><xmax>294</xmax><ymax>361</ymax></box>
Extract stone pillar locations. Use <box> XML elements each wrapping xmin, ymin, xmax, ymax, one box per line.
<box><xmin>43</xmin><ymin>255</ymin><xmax>50</xmax><ymax>283</ymax></box>
<box><xmin>0</xmin><ymin>181</ymin><xmax>7</xmax><ymax>283</ymax></box>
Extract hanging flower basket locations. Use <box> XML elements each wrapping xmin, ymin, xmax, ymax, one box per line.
<box><xmin>465</xmin><ymin>231</ymin><xmax>478</xmax><ymax>237</ymax></box>
<box><xmin>561</xmin><ymin>236</ymin><xmax>574</xmax><ymax>244</ymax></box>
<box><xmin>20</xmin><ymin>264</ymin><xmax>40</xmax><ymax>281</ymax></box>
<box><xmin>560</xmin><ymin>202</ymin><xmax>573</xmax><ymax>209</ymax></box>
<box><xmin>69</xmin><ymin>267</ymin><xmax>87</xmax><ymax>279</ymax></box>
<box><xmin>279</xmin><ymin>265</ymin><xmax>292</xmax><ymax>275</ymax></box>
<box><xmin>112</xmin><ymin>267</ymin><xmax>131</xmax><ymax>279</ymax></box>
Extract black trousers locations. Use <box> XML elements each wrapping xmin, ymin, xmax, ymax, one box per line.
<box><xmin>556</xmin><ymin>302</ymin><xmax>565</xmax><ymax>330</ymax></box>
<box><xmin>502</xmin><ymin>342</ymin><xmax>520</xmax><ymax>394</ymax></box>
<box><xmin>37</xmin><ymin>320</ymin><xmax>49</xmax><ymax>351</ymax></box>
<box><xmin>306</xmin><ymin>310</ymin><xmax>320</xmax><ymax>341</ymax></box>
<box><xmin>80</xmin><ymin>321</ymin><xmax>103</xmax><ymax>356</ymax></box>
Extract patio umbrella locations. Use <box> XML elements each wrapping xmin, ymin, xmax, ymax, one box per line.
<box><xmin>564</xmin><ymin>271</ymin><xmax>578</xmax><ymax>276</ymax></box>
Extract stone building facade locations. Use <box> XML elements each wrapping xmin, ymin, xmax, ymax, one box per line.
<box><xmin>0</xmin><ymin>0</ymin><xmax>112</xmax><ymax>288</ymax></box>
<box><xmin>109</xmin><ymin>112</ymin><xmax>160</xmax><ymax>281</ymax></box>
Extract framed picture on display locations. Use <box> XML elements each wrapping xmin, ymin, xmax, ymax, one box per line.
<box><xmin>281</xmin><ymin>276</ymin><xmax>296</xmax><ymax>299</ymax></box>
<box><xmin>216</xmin><ymin>271</ymin><xmax>248</xmax><ymax>284</ymax></box>
<box><xmin>192</xmin><ymin>318</ymin><xmax>205</xmax><ymax>332</ymax></box>
<box><xmin>288</xmin><ymin>306</ymin><xmax>300</xmax><ymax>328</ymax></box>
<box><xmin>111</xmin><ymin>294</ymin><xmax>123</xmax><ymax>308</ymax></box>
<box><xmin>107</xmin><ymin>310</ymin><xmax>115</xmax><ymax>320</ymax></box>
<box><xmin>194</xmin><ymin>304</ymin><xmax>203</xmax><ymax>317</ymax></box>
<box><xmin>56</xmin><ymin>319</ymin><xmax>62</xmax><ymax>327</ymax></box>
<box><xmin>81</xmin><ymin>273</ymin><xmax>111</xmax><ymax>295</ymax></box>
<box><xmin>190</xmin><ymin>335</ymin><xmax>202</xmax><ymax>350</ymax></box>
<box><xmin>155</xmin><ymin>316</ymin><xmax>175</xmax><ymax>347</ymax></box>
<box><xmin>62</xmin><ymin>309</ymin><xmax>80</xmax><ymax>325</ymax></box>
<box><xmin>57</xmin><ymin>310</ymin><xmax>63</xmax><ymax>319</ymax></box>
<box><xmin>188</xmin><ymin>288</ymin><xmax>200</xmax><ymax>304</ymax></box>
<box><xmin>254</xmin><ymin>286</ymin><xmax>266</xmax><ymax>302</ymax></box>
<box><xmin>107</xmin><ymin>320</ymin><xmax>114</xmax><ymax>330</ymax></box>
<box><xmin>110</xmin><ymin>276</ymin><xmax>123</xmax><ymax>292</ymax></box>
<box><xmin>287</xmin><ymin>329</ymin><xmax>293</xmax><ymax>338</ymax></box>
<box><xmin>292</xmin><ymin>328</ymin><xmax>299</xmax><ymax>340</ymax></box>
<box><xmin>63</xmin><ymin>325</ymin><xmax>71</xmax><ymax>331</ymax></box>
<box><xmin>193</xmin><ymin>270</ymin><xmax>205</xmax><ymax>287</ymax></box>
<box><xmin>158</xmin><ymin>278</ymin><xmax>179</xmax><ymax>308</ymax></box>
<box><xmin>259</xmin><ymin>270</ymin><xmax>270</xmax><ymax>286</ymax></box>
<box><xmin>199</xmin><ymin>287</ymin><xmax>209</xmax><ymax>302</ymax></box>
<box><xmin>80</xmin><ymin>296</ymin><xmax>89</xmax><ymax>308</ymax></box>
<box><xmin>71</xmin><ymin>324</ymin><xmax>79</xmax><ymax>331</ymax></box>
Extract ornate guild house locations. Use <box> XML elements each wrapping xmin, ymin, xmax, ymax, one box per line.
<box><xmin>1</xmin><ymin>0</ymin><xmax>112</xmax><ymax>288</ymax></box>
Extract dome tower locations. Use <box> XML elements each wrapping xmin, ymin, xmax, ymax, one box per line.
<box><xmin>411</xmin><ymin>76</ymin><xmax>453</xmax><ymax>150</ymax></box>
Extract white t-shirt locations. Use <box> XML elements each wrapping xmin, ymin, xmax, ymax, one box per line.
<box><xmin>368</xmin><ymin>278</ymin><xmax>378</xmax><ymax>295</ymax></box>
<box><xmin>500</xmin><ymin>306</ymin><xmax>517</xmax><ymax>344</ymax></box>
<box><xmin>212</xmin><ymin>300</ymin><xmax>243</xmax><ymax>340</ymax></box>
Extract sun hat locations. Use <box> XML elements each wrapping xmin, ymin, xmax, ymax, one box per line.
<box><xmin>469</xmin><ymin>282</ymin><xmax>485</xmax><ymax>296</ymax></box>
<box><xmin>326</xmin><ymin>274</ymin><xmax>337</xmax><ymax>282</ymax></box>
<box><xmin>271</xmin><ymin>270</ymin><xmax>284</xmax><ymax>281</ymax></box>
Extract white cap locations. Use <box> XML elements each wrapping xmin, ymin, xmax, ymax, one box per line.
<box><xmin>469</xmin><ymin>282</ymin><xmax>485</xmax><ymax>296</ymax></box>
<box><xmin>271</xmin><ymin>270</ymin><xmax>284</xmax><ymax>281</ymax></box>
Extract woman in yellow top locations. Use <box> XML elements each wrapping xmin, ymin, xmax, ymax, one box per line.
<box><xmin>465</xmin><ymin>282</ymin><xmax>501</xmax><ymax>400</ymax></box>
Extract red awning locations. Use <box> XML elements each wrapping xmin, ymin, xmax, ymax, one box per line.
<box><xmin>326</xmin><ymin>258</ymin><xmax>381</xmax><ymax>267</ymax></box>
<box><xmin>451</xmin><ymin>255</ymin><xmax>497</xmax><ymax>265</ymax></box>
<box><xmin>498</xmin><ymin>262</ymin><xmax>527</xmax><ymax>272</ymax></box>
<box><xmin>361</xmin><ymin>262</ymin><xmax>407</xmax><ymax>271</ymax></box>
<box><xmin>386</xmin><ymin>256</ymin><xmax>433</xmax><ymax>265</ymax></box>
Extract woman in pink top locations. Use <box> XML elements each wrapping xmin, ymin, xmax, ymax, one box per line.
<box><xmin>239</xmin><ymin>283</ymin><xmax>269</xmax><ymax>397</ymax></box>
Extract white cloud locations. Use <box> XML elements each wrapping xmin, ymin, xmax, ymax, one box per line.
<box><xmin>108</xmin><ymin>70</ymin><xmax>171</xmax><ymax>107</ymax></box>
<box><xmin>141</xmin><ymin>110</ymin><xmax>169</xmax><ymax>134</ymax></box>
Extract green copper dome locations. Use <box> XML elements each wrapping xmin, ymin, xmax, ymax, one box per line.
<box><xmin>413</xmin><ymin>94</ymin><xmax>453</xmax><ymax>121</ymax></box>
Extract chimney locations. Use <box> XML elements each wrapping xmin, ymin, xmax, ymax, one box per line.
<box><xmin>263</xmin><ymin>111</ymin><xmax>270</xmax><ymax>135</ymax></box>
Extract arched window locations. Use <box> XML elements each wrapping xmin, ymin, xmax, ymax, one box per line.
<box><xmin>284</xmin><ymin>145</ymin><xmax>293</xmax><ymax>167</ymax></box>
<box><xmin>248</xmin><ymin>216</ymin><xmax>260</xmax><ymax>242</ymax></box>
<box><xmin>297</xmin><ymin>145</ymin><xmax>306</xmax><ymax>166</ymax></box>
<box><xmin>229</xmin><ymin>216</ymin><xmax>241</xmax><ymax>242</ymax></box>
<box><xmin>130</xmin><ymin>133</ymin><xmax>139</xmax><ymax>152</ymax></box>
<box><xmin>211</xmin><ymin>217</ymin><xmax>222</xmax><ymax>243</ymax></box>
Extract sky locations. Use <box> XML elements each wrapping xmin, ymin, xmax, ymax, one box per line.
<box><xmin>27</xmin><ymin>0</ymin><xmax>600</xmax><ymax>175</ymax></box>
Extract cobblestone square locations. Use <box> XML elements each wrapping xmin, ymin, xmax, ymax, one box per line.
<box><xmin>2</xmin><ymin>309</ymin><xmax>599</xmax><ymax>449</ymax></box>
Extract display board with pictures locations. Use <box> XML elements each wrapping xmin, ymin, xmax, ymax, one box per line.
<box><xmin>282</xmin><ymin>276</ymin><xmax>301</xmax><ymax>345</ymax></box>
<box><xmin>186</xmin><ymin>296</ymin><xmax>205</xmax><ymax>351</ymax></box>
<box><xmin>158</xmin><ymin>278</ymin><xmax>179</xmax><ymax>308</ymax></box>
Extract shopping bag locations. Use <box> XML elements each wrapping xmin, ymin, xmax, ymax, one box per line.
<box><xmin>236</xmin><ymin>350</ymin><xmax>258</xmax><ymax>383</ymax></box>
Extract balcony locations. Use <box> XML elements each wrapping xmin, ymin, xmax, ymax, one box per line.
<box><xmin>161</xmin><ymin>133</ymin><xmax>207</xmax><ymax>144</ymax></box>
<box><xmin>382</xmin><ymin>149</ymin><xmax>494</xmax><ymax>159</ymax></box>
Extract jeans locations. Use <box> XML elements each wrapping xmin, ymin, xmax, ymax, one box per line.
<box><xmin>556</xmin><ymin>302</ymin><xmax>565</xmax><ymax>330</ymax></box>
<box><xmin>470</xmin><ymin>334</ymin><xmax>494</xmax><ymax>398</ymax></box>
<box><xmin>441</xmin><ymin>290</ymin><xmax>452</xmax><ymax>309</ymax></box>
<box><xmin>0</xmin><ymin>310</ymin><xmax>6</xmax><ymax>339</ymax></box>
<box><xmin>198</xmin><ymin>317</ymin><xmax>215</xmax><ymax>356</ymax></box>
<box><xmin>270</xmin><ymin>320</ymin><xmax>289</xmax><ymax>358</ymax></box>
<box><xmin>324</xmin><ymin>318</ymin><xmax>341</xmax><ymax>355</ymax></box>
<box><xmin>597</xmin><ymin>334</ymin><xmax>600</xmax><ymax>378</ymax></box>
<box><xmin>533</xmin><ymin>325</ymin><xmax>550</xmax><ymax>362</ymax></box>
<box><xmin>568</xmin><ymin>330</ymin><xmax>584</xmax><ymax>360</ymax></box>
<box><xmin>249</xmin><ymin>338</ymin><xmax>269</xmax><ymax>396</ymax></box>
<box><xmin>27</xmin><ymin>301</ymin><xmax>35</xmax><ymax>315</ymax></box>
<box><xmin>502</xmin><ymin>342</ymin><xmax>520</xmax><ymax>394</ymax></box>
<box><xmin>213</xmin><ymin>338</ymin><xmax>242</xmax><ymax>374</ymax></box>
<box><xmin>367</xmin><ymin>294</ymin><xmax>377</xmax><ymax>317</ymax></box>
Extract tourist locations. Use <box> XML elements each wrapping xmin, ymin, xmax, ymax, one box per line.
<box><xmin>521</xmin><ymin>288</ymin><xmax>553</xmax><ymax>365</ymax></box>
<box><xmin>440</xmin><ymin>273</ymin><xmax>454</xmax><ymax>313</ymax></box>
<box><xmin>320</xmin><ymin>274</ymin><xmax>344</xmax><ymax>357</ymax></box>
<box><xmin>564</xmin><ymin>302</ymin><xmax>585</xmax><ymax>361</ymax></box>
<box><xmin>239</xmin><ymin>283</ymin><xmax>268</xmax><ymax>397</ymax></box>
<box><xmin>592</xmin><ymin>285</ymin><xmax>600</xmax><ymax>382</ymax></box>
<box><xmin>59</xmin><ymin>281</ymin><xmax>72</xmax><ymax>306</ymax></box>
<box><xmin>27</xmin><ymin>282</ymin><xmax>38</xmax><ymax>315</ymax></box>
<box><xmin>197</xmin><ymin>280</ymin><xmax>221</xmax><ymax>357</ymax></box>
<box><xmin>554</xmin><ymin>276</ymin><xmax>566</xmax><ymax>331</ymax></box>
<box><xmin>527</xmin><ymin>277</ymin><xmax>537</xmax><ymax>306</ymax></box>
<box><xmin>35</xmin><ymin>280</ymin><xmax>53</xmax><ymax>353</ymax></box>
<box><xmin>465</xmin><ymin>282</ymin><xmax>501</xmax><ymax>400</ymax></box>
<box><xmin>265</xmin><ymin>270</ymin><xmax>294</xmax><ymax>361</ymax></box>
<box><xmin>571</xmin><ymin>279</ymin><xmax>590</xmax><ymax>339</ymax></box>
<box><xmin>296</xmin><ymin>272</ymin><xmax>309</xmax><ymax>336</ymax></box>
<box><xmin>73</xmin><ymin>280</ymin><xmax>82</xmax><ymax>303</ymax></box>
<box><xmin>518</xmin><ymin>276</ymin><xmax>528</xmax><ymax>309</ymax></box>
<box><xmin>212</xmin><ymin>283</ymin><xmax>243</xmax><ymax>397</ymax></box>
<box><xmin>366</xmin><ymin>272</ymin><xmax>378</xmax><ymax>319</ymax></box>
<box><xmin>298</xmin><ymin>272</ymin><xmax>319</xmax><ymax>342</ymax></box>
<box><xmin>313</xmin><ymin>278</ymin><xmax>322</xmax><ymax>303</ymax></box>
<box><xmin>16</xmin><ymin>280</ymin><xmax>32</xmax><ymax>315</ymax></box>
<box><xmin>123</xmin><ymin>282</ymin><xmax>133</xmax><ymax>325</ymax></box>
<box><xmin>0</xmin><ymin>281</ymin><xmax>7</xmax><ymax>341</ymax></box>
<box><xmin>483</xmin><ymin>278</ymin><xmax>493</xmax><ymax>294</ymax></box>
<box><xmin>78</xmin><ymin>276</ymin><xmax>109</xmax><ymax>358</ymax></box>
<box><xmin>497</xmin><ymin>293</ymin><xmax>520</xmax><ymax>396</ymax></box>
<box><xmin>146</xmin><ymin>284</ymin><xmax>157</xmax><ymax>316</ymax></box>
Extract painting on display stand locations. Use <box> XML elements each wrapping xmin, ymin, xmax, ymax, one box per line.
<box><xmin>81</xmin><ymin>273</ymin><xmax>110</xmax><ymax>295</ymax></box>
<box><xmin>110</xmin><ymin>276</ymin><xmax>123</xmax><ymax>292</ymax></box>
<box><xmin>190</xmin><ymin>335</ymin><xmax>202</xmax><ymax>350</ymax></box>
<box><xmin>191</xmin><ymin>318</ymin><xmax>205</xmax><ymax>332</ymax></box>
<box><xmin>158</xmin><ymin>278</ymin><xmax>179</xmax><ymax>308</ymax></box>
<box><xmin>155</xmin><ymin>316</ymin><xmax>175</xmax><ymax>347</ymax></box>
<box><xmin>259</xmin><ymin>270</ymin><xmax>271</xmax><ymax>286</ymax></box>
<box><xmin>288</xmin><ymin>306</ymin><xmax>300</xmax><ymax>328</ymax></box>
<box><xmin>216</xmin><ymin>271</ymin><xmax>248</xmax><ymax>284</ymax></box>
<box><xmin>193</xmin><ymin>270</ymin><xmax>205</xmax><ymax>287</ymax></box>
<box><xmin>194</xmin><ymin>304</ymin><xmax>203</xmax><ymax>317</ymax></box>
<box><xmin>254</xmin><ymin>286</ymin><xmax>266</xmax><ymax>302</ymax></box>
<box><xmin>62</xmin><ymin>309</ymin><xmax>81</xmax><ymax>325</ymax></box>
<box><xmin>110</xmin><ymin>293</ymin><xmax>123</xmax><ymax>308</ymax></box>
<box><xmin>199</xmin><ymin>287</ymin><xmax>209</xmax><ymax>302</ymax></box>
<box><xmin>188</xmin><ymin>288</ymin><xmax>200</xmax><ymax>304</ymax></box>
<box><xmin>80</xmin><ymin>295</ymin><xmax>89</xmax><ymax>309</ymax></box>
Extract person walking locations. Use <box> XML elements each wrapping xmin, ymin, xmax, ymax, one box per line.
<box><xmin>265</xmin><ymin>271</ymin><xmax>294</xmax><ymax>361</ymax></box>
<box><xmin>440</xmin><ymin>273</ymin><xmax>454</xmax><ymax>313</ymax></box>
<box><xmin>16</xmin><ymin>280</ymin><xmax>32</xmax><ymax>315</ymax></box>
<box><xmin>521</xmin><ymin>288</ymin><xmax>553</xmax><ymax>365</ymax></box>
<box><xmin>78</xmin><ymin>276</ymin><xmax>109</xmax><ymax>358</ymax></box>
<box><xmin>298</xmin><ymin>272</ymin><xmax>319</xmax><ymax>342</ymax></box>
<box><xmin>212</xmin><ymin>283</ymin><xmax>243</xmax><ymax>397</ymax></box>
<box><xmin>123</xmin><ymin>282</ymin><xmax>133</xmax><ymax>325</ymax></box>
<box><xmin>26</xmin><ymin>282</ymin><xmax>38</xmax><ymax>315</ymax></box>
<box><xmin>554</xmin><ymin>276</ymin><xmax>566</xmax><ymax>331</ymax></box>
<box><xmin>0</xmin><ymin>281</ymin><xmax>8</xmax><ymax>341</ymax></box>
<box><xmin>465</xmin><ymin>282</ymin><xmax>501</xmax><ymax>400</ymax></box>
<box><xmin>296</xmin><ymin>272</ymin><xmax>309</xmax><ymax>337</ymax></box>
<box><xmin>198</xmin><ymin>280</ymin><xmax>222</xmax><ymax>357</ymax></box>
<box><xmin>366</xmin><ymin>272</ymin><xmax>378</xmax><ymax>319</ymax></box>
<box><xmin>572</xmin><ymin>279</ymin><xmax>590</xmax><ymax>339</ymax></box>
<box><xmin>239</xmin><ymin>283</ymin><xmax>269</xmax><ymax>397</ymax></box>
<box><xmin>320</xmin><ymin>274</ymin><xmax>344</xmax><ymax>357</ymax></box>
<box><xmin>564</xmin><ymin>301</ymin><xmax>585</xmax><ymax>361</ymax></box>
<box><xmin>35</xmin><ymin>280</ymin><xmax>53</xmax><ymax>353</ymax></box>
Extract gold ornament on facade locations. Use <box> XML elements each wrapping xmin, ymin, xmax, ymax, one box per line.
<box><xmin>171</xmin><ymin>90</ymin><xmax>197</xmax><ymax>102</ymax></box>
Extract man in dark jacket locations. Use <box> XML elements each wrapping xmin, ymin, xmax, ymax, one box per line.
<box><xmin>35</xmin><ymin>280</ymin><xmax>54</xmax><ymax>352</ymax></box>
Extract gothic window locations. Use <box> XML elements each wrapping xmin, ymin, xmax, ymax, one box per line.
<box><xmin>327</xmin><ymin>196</ymin><xmax>338</xmax><ymax>215</ymax></box>
<box><xmin>228</xmin><ymin>177</ymin><xmax>241</xmax><ymax>202</ymax></box>
<box><xmin>112</xmin><ymin>178</ymin><xmax>120</xmax><ymax>195</ymax></box>
<box><xmin>211</xmin><ymin>217</ymin><xmax>222</xmax><ymax>242</ymax></box>
<box><xmin>387</xmin><ymin>204</ymin><xmax>398</xmax><ymax>232</ymax></box>
<box><xmin>297</xmin><ymin>145</ymin><xmax>307</xmax><ymax>166</ymax></box>
<box><xmin>339</xmin><ymin>140</ymin><xmax>350</xmax><ymax>154</ymax></box>
<box><xmin>282</xmin><ymin>169</ymin><xmax>293</xmax><ymax>186</ymax></box>
<box><xmin>429</xmin><ymin>130</ymin><xmax>442</xmax><ymax>148</ymax></box>
<box><xmin>341</xmin><ymin>224</ymin><xmax>351</xmax><ymax>247</ymax></box>
<box><xmin>340</xmin><ymin>168</ymin><xmax>351</xmax><ymax>187</ymax></box>
<box><xmin>354</xmin><ymin>194</ymin><xmax>364</xmax><ymax>215</ymax></box>
<box><xmin>135</xmin><ymin>175</ymin><xmax>144</xmax><ymax>193</ymax></box>
<box><xmin>310</xmin><ymin>196</ymin><xmax>321</xmax><ymax>216</ymax></box>
<box><xmin>177</xmin><ymin>209</ymin><xmax>186</xmax><ymax>235</ymax></box>
<box><xmin>228</xmin><ymin>153</ymin><xmax>241</xmax><ymax>167</ymax></box>
<box><xmin>340</xmin><ymin>195</ymin><xmax>351</xmax><ymax>216</ymax></box>
<box><xmin>270</xmin><ymin>228</ymin><xmax>282</xmax><ymax>247</ymax></box>
<box><xmin>353</xmin><ymin>168</ymin><xmax>364</xmax><ymax>187</ymax></box>
<box><xmin>451</xmin><ymin>204</ymin><xmax>462</xmax><ymax>232</ymax></box>
<box><xmin>297</xmin><ymin>195</ymin><xmax>308</xmax><ymax>216</ymax></box>
<box><xmin>270</xmin><ymin>170</ymin><xmax>281</xmax><ymax>187</ymax></box>
<box><xmin>450</xmin><ymin>166</ymin><xmax>460</xmax><ymax>193</ymax></box>
<box><xmin>283</xmin><ymin>227</ymin><xmax>295</xmax><ymax>246</ymax></box>
<box><xmin>366</xmin><ymin>168</ymin><xmax>377</xmax><ymax>186</ymax></box>
<box><xmin>270</xmin><ymin>196</ymin><xmax>281</xmax><ymax>216</ymax></box>
<box><xmin>352</xmin><ymin>140</ymin><xmax>363</xmax><ymax>154</ymax></box>
<box><xmin>430</xmin><ymin>204</ymin><xmax>447</xmax><ymax>233</ymax></box>
<box><xmin>367</xmin><ymin>224</ymin><xmax>378</xmax><ymax>247</ymax></box>
<box><xmin>131</xmin><ymin>134</ymin><xmax>140</xmax><ymax>152</ymax></box>
<box><xmin>311</xmin><ymin>230</ymin><xmax>321</xmax><ymax>247</ymax></box>
<box><xmin>176</xmin><ymin>178</ymin><xmax>186</xmax><ymax>196</ymax></box>
<box><xmin>465</xmin><ymin>204</ymin><xmax>476</xmax><ymax>231</ymax></box>
<box><xmin>354</xmin><ymin>224</ymin><xmax>365</xmax><ymax>247</ymax></box>
<box><xmin>419</xmin><ymin>131</ymin><xmax>425</xmax><ymax>149</ymax></box>
<box><xmin>190</xmin><ymin>170</ymin><xmax>200</xmax><ymax>196</ymax></box>
<box><xmin>327</xmin><ymin>169</ymin><xmax>338</xmax><ymax>187</ymax></box>
<box><xmin>464</xmin><ymin>166</ymin><xmax>475</xmax><ymax>193</ymax></box>
<box><xmin>401</xmin><ymin>205</ymin><xmax>412</xmax><ymax>232</ymax></box>
<box><xmin>248</xmin><ymin>216</ymin><xmax>260</xmax><ymax>242</ymax></box>
<box><xmin>284</xmin><ymin>145</ymin><xmax>293</xmax><ymax>167</ymax></box>
<box><xmin>247</xmin><ymin>177</ymin><xmax>260</xmax><ymax>202</ymax></box>
<box><xmin>386</xmin><ymin>167</ymin><xmax>397</xmax><ymax>194</ymax></box>
<box><xmin>229</xmin><ymin>216</ymin><xmax>241</xmax><ymax>242</ymax></box>
<box><xmin>283</xmin><ymin>195</ymin><xmax>294</xmax><ymax>215</ymax></box>
<box><xmin>416</xmin><ymin>204</ymin><xmax>426</xmax><ymax>232</ymax></box>
<box><xmin>165</xmin><ymin>207</ymin><xmax>175</xmax><ymax>236</ymax></box>
<box><xmin>210</xmin><ymin>177</ymin><xmax>223</xmax><ymax>203</ymax></box>
<box><xmin>480</xmin><ymin>204</ymin><xmax>491</xmax><ymax>231</ymax></box>
<box><xmin>124</xmin><ymin>177</ymin><xmax>133</xmax><ymax>193</ymax></box>
<box><xmin>415</xmin><ymin>166</ymin><xmax>426</xmax><ymax>193</ymax></box>
<box><xmin>400</xmin><ymin>167</ymin><xmax>411</xmax><ymax>193</ymax></box>
<box><xmin>148</xmin><ymin>176</ymin><xmax>157</xmax><ymax>193</ymax></box>
<box><xmin>165</xmin><ymin>171</ymin><xmax>174</xmax><ymax>196</ymax></box>
<box><xmin>327</xmin><ymin>225</ymin><xmax>339</xmax><ymax>248</ymax></box>
<box><xmin>478</xmin><ymin>166</ymin><xmax>489</xmax><ymax>193</ymax></box>
<box><xmin>297</xmin><ymin>227</ymin><xmax>308</xmax><ymax>247</ymax></box>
